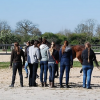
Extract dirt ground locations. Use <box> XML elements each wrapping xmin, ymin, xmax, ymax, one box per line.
<box><xmin>0</xmin><ymin>54</ymin><xmax>100</xmax><ymax>100</ymax></box>
<box><xmin>0</xmin><ymin>67</ymin><xmax>100</xmax><ymax>100</ymax></box>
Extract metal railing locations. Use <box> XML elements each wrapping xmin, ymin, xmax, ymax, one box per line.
<box><xmin>0</xmin><ymin>44</ymin><xmax>26</xmax><ymax>55</ymax></box>
<box><xmin>0</xmin><ymin>44</ymin><xmax>100</xmax><ymax>55</ymax></box>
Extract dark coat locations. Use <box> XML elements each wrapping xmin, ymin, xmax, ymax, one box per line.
<box><xmin>81</xmin><ymin>48</ymin><xmax>96</xmax><ymax>65</ymax></box>
<box><xmin>59</xmin><ymin>47</ymin><xmax>73</xmax><ymax>66</ymax></box>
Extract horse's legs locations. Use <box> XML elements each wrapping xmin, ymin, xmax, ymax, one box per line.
<box><xmin>76</xmin><ymin>52</ymin><xmax>83</xmax><ymax>73</ymax></box>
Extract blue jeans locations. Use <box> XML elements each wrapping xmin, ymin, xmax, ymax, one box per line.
<box><xmin>24</xmin><ymin>61</ymin><xmax>28</xmax><ymax>74</ymax></box>
<box><xmin>60</xmin><ymin>62</ymin><xmax>70</xmax><ymax>86</ymax></box>
<box><xmin>48</xmin><ymin>63</ymin><xmax>55</xmax><ymax>82</ymax></box>
<box><xmin>40</xmin><ymin>61</ymin><xmax>48</xmax><ymax>83</ymax></box>
<box><xmin>82</xmin><ymin>65</ymin><xmax>93</xmax><ymax>88</ymax></box>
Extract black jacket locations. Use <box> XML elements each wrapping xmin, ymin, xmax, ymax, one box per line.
<box><xmin>81</xmin><ymin>48</ymin><xmax>96</xmax><ymax>65</ymax></box>
<box><xmin>10</xmin><ymin>49</ymin><xmax>25</xmax><ymax>66</ymax></box>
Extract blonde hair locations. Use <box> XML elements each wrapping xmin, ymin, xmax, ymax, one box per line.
<box><xmin>85</xmin><ymin>42</ymin><xmax>91</xmax><ymax>63</ymax></box>
<box><xmin>49</xmin><ymin>42</ymin><xmax>55</xmax><ymax>55</ymax></box>
<box><xmin>14</xmin><ymin>42</ymin><xmax>21</xmax><ymax>55</ymax></box>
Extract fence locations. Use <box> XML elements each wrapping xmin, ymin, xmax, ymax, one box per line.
<box><xmin>0</xmin><ymin>44</ymin><xmax>26</xmax><ymax>55</ymax></box>
<box><xmin>0</xmin><ymin>44</ymin><xmax>100</xmax><ymax>55</ymax></box>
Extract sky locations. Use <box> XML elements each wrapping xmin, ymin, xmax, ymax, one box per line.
<box><xmin>0</xmin><ymin>0</ymin><xmax>100</xmax><ymax>34</ymax></box>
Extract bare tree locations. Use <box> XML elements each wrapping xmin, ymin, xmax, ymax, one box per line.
<box><xmin>31</xmin><ymin>28</ymin><xmax>41</xmax><ymax>38</ymax></box>
<box><xmin>96</xmin><ymin>24</ymin><xmax>100</xmax><ymax>37</ymax></box>
<box><xmin>0</xmin><ymin>21</ymin><xmax>11</xmax><ymax>36</ymax></box>
<box><xmin>85</xmin><ymin>19</ymin><xmax>96</xmax><ymax>36</ymax></box>
<box><xmin>74</xmin><ymin>24</ymin><xmax>88</xmax><ymax>33</ymax></box>
<box><xmin>15</xmin><ymin>19</ymin><xmax>37</xmax><ymax>35</ymax></box>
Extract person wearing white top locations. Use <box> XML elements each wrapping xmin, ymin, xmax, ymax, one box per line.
<box><xmin>27</xmin><ymin>40</ymin><xmax>40</xmax><ymax>87</ymax></box>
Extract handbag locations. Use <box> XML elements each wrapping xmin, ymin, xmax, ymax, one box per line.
<box><xmin>52</xmin><ymin>55</ymin><xmax>59</xmax><ymax>64</ymax></box>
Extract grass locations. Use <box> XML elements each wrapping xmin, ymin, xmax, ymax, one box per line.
<box><xmin>0</xmin><ymin>61</ymin><xmax>100</xmax><ymax>69</ymax></box>
<box><xmin>0</xmin><ymin>62</ymin><xmax>10</xmax><ymax>68</ymax></box>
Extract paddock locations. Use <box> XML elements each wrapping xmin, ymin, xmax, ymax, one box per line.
<box><xmin>0</xmin><ymin>67</ymin><xmax>100</xmax><ymax>100</ymax></box>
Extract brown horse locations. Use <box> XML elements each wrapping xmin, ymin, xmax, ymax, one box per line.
<box><xmin>71</xmin><ymin>45</ymin><xmax>85</xmax><ymax>64</ymax></box>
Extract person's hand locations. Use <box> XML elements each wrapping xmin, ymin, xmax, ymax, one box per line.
<box><xmin>22</xmin><ymin>65</ymin><xmax>24</xmax><ymax>68</ymax></box>
<box><xmin>9</xmin><ymin>66</ymin><xmax>12</xmax><ymax>69</ymax></box>
<box><xmin>70</xmin><ymin>65</ymin><xmax>73</xmax><ymax>68</ymax></box>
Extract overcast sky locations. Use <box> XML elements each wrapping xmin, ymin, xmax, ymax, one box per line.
<box><xmin>0</xmin><ymin>0</ymin><xmax>100</xmax><ymax>34</ymax></box>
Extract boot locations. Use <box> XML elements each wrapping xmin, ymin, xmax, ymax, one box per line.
<box><xmin>66</xmin><ymin>84</ymin><xmax>70</xmax><ymax>88</ymax></box>
<box><xmin>44</xmin><ymin>82</ymin><xmax>47</xmax><ymax>87</ymax></box>
<box><xmin>41</xmin><ymin>82</ymin><xmax>44</xmax><ymax>87</ymax></box>
<box><xmin>49</xmin><ymin>82</ymin><xmax>51</xmax><ymax>88</ymax></box>
<box><xmin>9</xmin><ymin>84</ymin><xmax>14</xmax><ymax>87</ymax></box>
<box><xmin>20</xmin><ymin>83</ymin><xmax>23</xmax><ymax>87</ymax></box>
<box><xmin>51</xmin><ymin>82</ymin><xmax>54</xmax><ymax>88</ymax></box>
<box><xmin>25</xmin><ymin>73</ymin><xmax>28</xmax><ymax>78</ymax></box>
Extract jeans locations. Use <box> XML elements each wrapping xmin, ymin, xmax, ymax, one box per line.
<box><xmin>48</xmin><ymin>63</ymin><xmax>55</xmax><ymax>82</ymax></box>
<box><xmin>28</xmin><ymin>63</ymin><xmax>38</xmax><ymax>86</ymax></box>
<box><xmin>24</xmin><ymin>61</ymin><xmax>28</xmax><ymax>74</ymax></box>
<box><xmin>60</xmin><ymin>62</ymin><xmax>70</xmax><ymax>86</ymax></box>
<box><xmin>12</xmin><ymin>62</ymin><xmax>23</xmax><ymax>85</ymax></box>
<box><xmin>82</xmin><ymin>65</ymin><xmax>93</xmax><ymax>88</ymax></box>
<box><xmin>40</xmin><ymin>61</ymin><xmax>48</xmax><ymax>83</ymax></box>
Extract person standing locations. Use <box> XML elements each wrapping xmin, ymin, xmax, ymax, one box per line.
<box><xmin>81</xmin><ymin>42</ymin><xmax>96</xmax><ymax>89</ymax></box>
<box><xmin>27</xmin><ymin>40</ymin><xmax>40</xmax><ymax>87</ymax></box>
<box><xmin>48</xmin><ymin>41</ymin><xmax>59</xmax><ymax>88</ymax></box>
<box><xmin>40</xmin><ymin>38</ymin><xmax>49</xmax><ymax>87</ymax></box>
<box><xmin>24</xmin><ymin>41</ymin><xmax>30</xmax><ymax>78</ymax></box>
<box><xmin>9</xmin><ymin>42</ymin><xmax>25</xmax><ymax>87</ymax></box>
<box><xmin>59</xmin><ymin>40</ymin><xmax>73</xmax><ymax>88</ymax></box>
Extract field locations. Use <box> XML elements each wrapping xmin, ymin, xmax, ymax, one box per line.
<box><xmin>0</xmin><ymin>55</ymin><xmax>100</xmax><ymax>100</ymax></box>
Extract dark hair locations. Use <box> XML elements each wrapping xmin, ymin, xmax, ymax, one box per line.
<box><xmin>62</xmin><ymin>40</ymin><xmax>69</xmax><ymax>54</ymax></box>
<box><xmin>34</xmin><ymin>40</ymin><xmax>39</xmax><ymax>47</ymax></box>
<box><xmin>42</xmin><ymin>38</ymin><xmax>47</xmax><ymax>44</ymax></box>
<box><xmin>30</xmin><ymin>40</ymin><xmax>34</xmax><ymax>45</ymax></box>
<box><xmin>14</xmin><ymin>42</ymin><xmax>20</xmax><ymax>55</ymax></box>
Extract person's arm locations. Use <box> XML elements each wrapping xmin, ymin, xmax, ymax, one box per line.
<box><xmin>10</xmin><ymin>50</ymin><xmax>14</xmax><ymax>67</ymax></box>
<box><xmin>36</xmin><ymin>48</ymin><xmax>40</xmax><ymax>60</ymax></box>
<box><xmin>92</xmin><ymin>51</ymin><xmax>96</xmax><ymax>61</ymax></box>
<box><xmin>70</xmin><ymin>49</ymin><xmax>73</xmax><ymax>67</ymax></box>
<box><xmin>59</xmin><ymin>49</ymin><xmax>62</xmax><ymax>62</ymax></box>
<box><xmin>24</xmin><ymin>46</ymin><xmax>27</xmax><ymax>57</ymax></box>
<box><xmin>21</xmin><ymin>50</ymin><xmax>25</xmax><ymax>66</ymax></box>
<box><xmin>81</xmin><ymin>51</ymin><xmax>84</xmax><ymax>63</ymax></box>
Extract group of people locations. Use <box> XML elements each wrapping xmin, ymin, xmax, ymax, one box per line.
<box><xmin>9</xmin><ymin>39</ymin><xmax>96</xmax><ymax>89</ymax></box>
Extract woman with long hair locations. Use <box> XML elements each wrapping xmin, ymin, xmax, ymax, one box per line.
<box><xmin>27</xmin><ymin>40</ymin><xmax>40</xmax><ymax>87</ymax></box>
<box><xmin>9</xmin><ymin>42</ymin><xmax>25</xmax><ymax>87</ymax></box>
<box><xmin>81</xmin><ymin>42</ymin><xmax>96</xmax><ymax>89</ymax></box>
<box><xmin>59</xmin><ymin>40</ymin><xmax>73</xmax><ymax>88</ymax></box>
<box><xmin>40</xmin><ymin>38</ymin><xmax>49</xmax><ymax>87</ymax></box>
<box><xmin>48</xmin><ymin>41</ymin><xmax>59</xmax><ymax>87</ymax></box>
